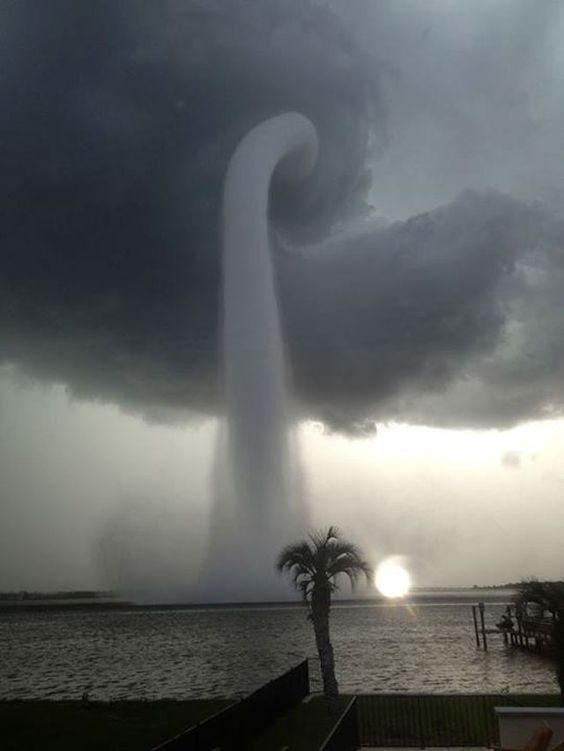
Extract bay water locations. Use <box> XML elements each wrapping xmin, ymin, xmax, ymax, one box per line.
<box><xmin>0</xmin><ymin>595</ymin><xmax>557</xmax><ymax>701</ymax></box>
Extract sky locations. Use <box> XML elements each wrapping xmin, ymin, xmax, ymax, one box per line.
<box><xmin>2</xmin><ymin>0</ymin><xmax>564</xmax><ymax>596</ymax></box>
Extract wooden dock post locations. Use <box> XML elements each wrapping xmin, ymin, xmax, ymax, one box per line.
<box><xmin>517</xmin><ymin>610</ymin><xmax>524</xmax><ymax>647</ymax></box>
<box><xmin>479</xmin><ymin>602</ymin><xmax>487</xmax><ymax>651</ymax></box>
<box><xmin>470</xmin><ymin>601</ymin><xmax>554</xmax><ymax>657</ymax></box>
<box><xmin>472</xmin><ymin>605</ymin><xmax>481</xmax><ymax>648</ymax></box>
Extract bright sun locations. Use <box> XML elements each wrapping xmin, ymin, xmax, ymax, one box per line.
<box><xmin>374</xmin><ymin>558</ymin><xmax>411</xmax><ymax>599</ymax></box>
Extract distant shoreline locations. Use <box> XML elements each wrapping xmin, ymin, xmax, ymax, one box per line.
<box><xmin>0</xmin><ymin>588</ymin><xmax>516</xmax><ymax>613</ymax></box>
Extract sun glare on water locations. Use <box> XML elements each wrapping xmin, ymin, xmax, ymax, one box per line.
<box><xmin>374</xmin><ymin>557</ymin><xmax>411</xmax><ymax>599</ymax></box>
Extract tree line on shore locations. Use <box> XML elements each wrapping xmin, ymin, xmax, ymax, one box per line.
<box><xmin>0</xmin><ymin>590</ymin><xmax>116</xmax><ymax>601</ymax></box>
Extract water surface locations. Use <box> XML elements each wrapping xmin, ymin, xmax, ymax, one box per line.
<box><xmin>0</xmin><ymin>599</ymin><xmax>556</xmax><ymax>700</ymax></box>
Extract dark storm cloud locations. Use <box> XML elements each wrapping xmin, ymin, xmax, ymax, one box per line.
<box><xmin>283</xmin><ymin>191</ymin><xmax>564</xmax><ymax>432</ymax></box>
<box><xmin>1</xmin><ymin>0</ymin><xmax>378</xmax><ymax>416</ymax></box>
<box><xmin>2</xmin><ymin>0</ymin><xmax>564</xmax><ymax>431</ymax></box>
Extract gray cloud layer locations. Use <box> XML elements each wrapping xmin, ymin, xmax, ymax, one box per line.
<box><xmin>2</xmin><ymin>0</ymin><xmax>564</xmax><ymax>432</ymax></box>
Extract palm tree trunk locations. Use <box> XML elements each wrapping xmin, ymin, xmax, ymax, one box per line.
<box><xmin>311</xmin><ymin>586</ymin><xmax>339</xmax><ymax>716</ymax></box>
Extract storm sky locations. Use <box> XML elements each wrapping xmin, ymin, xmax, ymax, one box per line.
<box><xmin>2</xmin><ymin>0</ymin><xmax>564</xmax><ymax>596</ymax></box>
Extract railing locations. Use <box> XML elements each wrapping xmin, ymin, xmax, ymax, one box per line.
<box><xmin>319</xmin><ymin>697</ymin><xmax>360</xmax><ymax>751</ymax></box>
<box><xmin>522</xmin><ymin>617</ymin><xmax>554</xmax><ymax>634</ymax></box>
<box><xmin>357</xmin><ymin>694</ymin><xmax>560</xmax><ymax>748</ymax></box>
<box><xmin>152</xmin><ymin>659</ymin><xmax>310</xmax><ymax>750</ymax></box>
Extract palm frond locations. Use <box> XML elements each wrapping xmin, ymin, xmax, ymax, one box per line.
<box><xmin>276</xmin><ymin>540</ymin><xmax>316</xmax><ymax>598</ymax></box>
<box><xmin>277</xmin><ymin>526</ymin><xmax>371</xmax><ymax>601</ymax></box>
<box><xmin>326</xmin><ymin>540</ymin><xmax>372</xmax><ymax>588</ymax></box>
<box><xmin>276</xmin><ymin>541</ymin><xmax>315</xmax><ymax>574</ymax></box>
<box><xmin>308</xmin><ymin>525</ymin><xmax>339</xmax><ymax>550</ymax></box>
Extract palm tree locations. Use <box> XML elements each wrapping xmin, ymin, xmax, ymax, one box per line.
<box><xmin>276</xmin><ymin>526</ymin><xmax>371</xmax><ymax>715</ymax></box>
<box><xmin>516</xmin><ymin>579</ymin><xmax>564</xmax><ymax>617</ymax></box>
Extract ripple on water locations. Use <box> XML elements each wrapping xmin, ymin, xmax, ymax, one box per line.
<box><xmin>0</xmin><ymin>603</ymin><xmax>558</xmax><ymax>699</ymax></box>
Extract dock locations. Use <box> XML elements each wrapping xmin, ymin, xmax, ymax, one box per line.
<box><xmin>472</xmin><ymin>601</ymin><xmax>555</xmax><ymax>652</ymax></box>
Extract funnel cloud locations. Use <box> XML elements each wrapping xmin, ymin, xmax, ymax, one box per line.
<box><xmin>203</xmin><ymin>113</ymin><xmax>318</xmax><ymax>600</ymax></box>
<box><xmin>3</xmin><ymin>0</ymin><xmax>564</xmax><ymax>433</ymax></box>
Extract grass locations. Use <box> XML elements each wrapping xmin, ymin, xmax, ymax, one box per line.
<box><xmin>0</xmin><ymin>699</ymin><xmax>231</xmax><ymax>751</ymax></box>
<box><xmin>357</xmin><ymin>693</ymin><xmax>562</xmax><ymax>747</ymax></box>
<box><xmin>4</xmin><ymin>693</ymin><xmax>562</xmax><ymax>750</ymax></box>
<box><xmin>250</xmin><ymin>695</ymin><xmax>350</xmax><ymax>750</ymax></box>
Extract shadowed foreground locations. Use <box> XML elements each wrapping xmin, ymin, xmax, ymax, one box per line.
<box><xmin>3</xmin><ymin>693</ymin><xmax>563</xmax><ymax>749</ymax></box>
<box><xmin>0</xmin><ymin>699</ymin><xmax>230</xmax><ymax>751</ymax></box>
<box><xmin>0</xmin><ymin>697</ymin><xmax>343</xmax><ymax>751</ymax></box>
